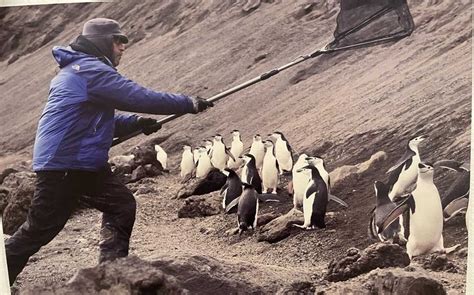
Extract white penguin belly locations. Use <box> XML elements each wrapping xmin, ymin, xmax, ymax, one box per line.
<box><xmin>180</xmin><ymin>154</ymin><xmax>194</xmax><ymax>177</ymax></box>
<box><xmin>262</xmin><ymin>157</ymin><xmax>278</xmax><ymax>188</ymax></box>
<box><xmin>302</xmin><ymin>192</ymin><xmax>316</xmax><ymax>227</ymax></box>
<box><xmin>275</xmin><ymin>143</ymin><xmax>292</xmax><ymax>171</ymax></box>
<box><xmin>241</xmin><ymin>166</ymin><xmax>249</xmax><ymax>183</ymax></box>
<box><xmin>196</xmin><ymin>157</ymin><xmax>212</xmax><ymax>178</ymax></box>
<box><xmin>407</xmin><ymin>193</ymin><xmax>443</xmax><ymax>256</ymax></box>
<box><xmin>293</xmin><ymin>173</ymin><xmax>309</xmax><ymax>207</ymax></box>
<box><xmin>211</xmin><ymin>146</ymin><xmax>227</xmax><ymax>170</ymax></box>
<box><xmin>250</xmin><ymin>145</ymin><xmax>265</xmax><ymax>169</ymax></box>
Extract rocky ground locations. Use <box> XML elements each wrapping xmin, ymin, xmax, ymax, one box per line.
<box><xmin>1</xmin><ymin>147</ymin><xmax>469</xmax><ymax>293</ymax></box>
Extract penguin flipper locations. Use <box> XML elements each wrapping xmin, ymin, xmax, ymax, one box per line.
<box><xmin>378</xmin><ymin>195</ymin><xmax>415</xmax><ymax>234</ymax></box>
<box><xmin>225</xmin><ymin>197</ymin><xmax>240</xmax><ymax>213</ymax></box>
<box><xmin>386</xmin><ymin>149</ymin><xmax>415</xmax><ymax>174</ymax></box>
<box><xmin>434</xmin><ymin>159</ymin><xmax>464</xmax><ymax>172</ymax></box>
<box><xmin>225</xmin><ymin>147</ymin><xmax>236</xmax><ymax>161</ymax></box>
<box><xmin>305</xmin><ymin>185</ymin><xmax>318</xmax><ymax>199</ymax></box>
<box><xmin>220</xmin><ymin>182</ymin><xmax>229</xmax><ymax>195</ymax></box>
<box><xmin>329</xmin><ymin>194</ymin><xmax>348</xmax><ymax>208</ymax></box>
<box><xmin>444</xmin><ymin>196</ymin><xmax>469</xmax><ymax>219</ymax></box>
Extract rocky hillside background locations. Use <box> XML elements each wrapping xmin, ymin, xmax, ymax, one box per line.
<box><xmin>0</xmin><ymin>0</ymin><xmax>471</xmax><ymax>293</ymax></box>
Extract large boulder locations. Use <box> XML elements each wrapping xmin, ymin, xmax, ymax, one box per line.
<box><xmin>175</xmin><ymin>169</ymin><xmax>226</xmax><ymax>199</ymax></box>
<box><xmin>21</xmin><ymin>254</ymin><xmax>315</xmax><ymax>294</ymax></box>
<box><xmin>319</xmin><ymin>268</ymin><xmax>446</xmax><ymax>295</ymax></box>
<box><xmin>2</xmin><ymin>171</ymin><xmax>36</xmax><ymax>234</ymax></box>
<box><xmin>257</xmin><ymin>208</ymin><xmax>304</xmax><ymax>243</ymax></box>
<box><xmin>151</xmin><ymin>254</ymin><xmax>313</xmax><ymax>294</ymax></box>
<box><xmin>0</xmin><ymin>186</ymin><xmax>9</xmax><ymax>214</ymax></box>
<box><xmin>177</xmin><ymin>192</ymin><xmax>222</xmax><ymax>218</ymax></box>
<box><xmin>325</xmin><ymin>242</ymin><xmax>410</xmax><ymax>282</ymax></box>
<box><xmin>20</xmin><ymin>255</ymin><xmax>185</xmax><ymax>294</ymax></box>
<box><xmin>330</xmin><ymin>151</ymin><xmax>387</xmax><ymax>191</ymax></box>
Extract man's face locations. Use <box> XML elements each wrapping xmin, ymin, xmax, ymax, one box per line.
<box><xmin>112</xmin><ymin>38</ymin><xmax>126</xmax><ymax>66</ymax></box>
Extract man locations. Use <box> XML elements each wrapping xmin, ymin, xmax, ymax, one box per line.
<box><xmin>5</xmin><ymin>18</ymin><xmax>213</xmax><ymax>285</ymax></box>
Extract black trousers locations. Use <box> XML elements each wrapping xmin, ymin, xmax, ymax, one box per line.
<box><xmin>5</xmin><ymin>166</ymin><xmax>136</xmax><ymax>285</ymax></box>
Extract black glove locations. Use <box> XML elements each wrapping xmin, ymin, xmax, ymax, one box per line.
<box><xmin>136</xmin><ymin>117</ymin><xmax>162</xmax><ymax>135</ymax></box>
<box><xmin>191</xmin><ymin>96</ymin><xmax>214</xmax><ymax>114</ymax></box>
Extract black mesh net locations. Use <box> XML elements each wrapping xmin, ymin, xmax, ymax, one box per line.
<box><xmin>327</xmin><ymin>0</ymin><xmax>414</xmax><ymax>51</ymax></box>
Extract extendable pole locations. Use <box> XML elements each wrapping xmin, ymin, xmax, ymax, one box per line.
<box><xmin>111</xmin><ymin>47</ymin><xmax>326</xmax><ymax>147</ymax></box>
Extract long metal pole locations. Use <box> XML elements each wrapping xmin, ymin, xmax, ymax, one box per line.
<box><xmin>111</xmin><ymin>47</ymin><xmax>326</xmax><ymax>147</ymax></box>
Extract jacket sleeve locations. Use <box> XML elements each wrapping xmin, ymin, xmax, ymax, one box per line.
<box><xmin>87</xmin><ymin>67</ymin><xmax>195</xmax><ymax>115</ymax></box>
<box><xmin>114</xmin><ymin>113</ymin><xmax>139</xmax><ymax>138</ymax></box>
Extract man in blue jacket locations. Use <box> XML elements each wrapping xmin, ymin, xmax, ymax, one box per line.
<box><xmin>5</xmin><ymin>18</ymin><xmax>213</xmax><ymax>285</ymax></box>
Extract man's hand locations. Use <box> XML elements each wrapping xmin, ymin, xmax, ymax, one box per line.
<box><xmin>136</xmin><ymin>117</ymin><xmax>162</xmax><ymax>135</ymax></box>
<box><xmin>191</xmin><ymin>96</ymin><xmax>214</xmax><ymax>114</ymax></box>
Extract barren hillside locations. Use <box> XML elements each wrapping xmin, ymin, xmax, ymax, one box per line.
<box><xmin>0</xmin><ymin>0</ymin><xmax>471</xmax><ymax>293</ymax></box>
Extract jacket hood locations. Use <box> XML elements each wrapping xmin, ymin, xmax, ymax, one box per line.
<box><xmin>52</xmin><ymin>46</ymin><xmax>89</xmax><ymax>68</ymax></box>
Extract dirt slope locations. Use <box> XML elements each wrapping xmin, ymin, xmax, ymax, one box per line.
<box><xmin>0</xmin><ymin>0</ymin><xmax>471</xmax><ymax>293</ymax></box>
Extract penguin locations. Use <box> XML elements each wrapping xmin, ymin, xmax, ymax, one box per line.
<box><xmin>240</xmin><ymin>153</ymin><xmax>263</xmax><ymax>194</ymax></box>
<box><xmin>180</xmin><ymin>145</ymin><xmax>195</xmax><ymax>179</ymax></box>
<box><xmin>249</xmin><ymin>134</ymin><xmax>265</xmax><ymax>172</ymax></box>
<box><xmin>433</xmin><ymin>160</ymin><xmax>469</xmax><ymax>221</ymax></box>
<box><xmin>294</xmin><ymin>165</ymin><xmax>328</xmax><ymax>230</ymax></box>
<box><xmin>269</xmin><ymin>131</ymin><xmax>294</xmax><ymax>174</ymax></box>
<box><xmin>305</xmin><ymin>156</ymin><xmax>348</xmax><ymax>207</ymax></box>
<box><xmin>195</xmin><ymin>146</ymin><xmax>213</xmax><ymax>178</ymax></box>
<box><xmin>237</xmin><ymin>182</ymin><xmax>259</xmax><ymax>235</ymax></box>
<box><xmin>220</xmin><ymin>168</ymin><xmax>243</xmax><ymax>213</ymax></box>
<box><xmin>262</xmin><ymin>140</ymin><xmax>279</xmax><ymax>194</ymax></box>
<box><xmin>292</xmin><ymin>153</ymin><xmax>310</xmax><ymax>210</ymax></box>
<box><xmin>227</xmin><ymin>130</ymin><xmax>244</xmax><ymax>169</ymax></box>
<box><xmin>387</xmin><ymin>135</ymin><xmax>427</xmax><ymax>200</ymax></box>
<box><xmin>211</xmin><ymin>134</ymin><xmax>235</xmax><ymax>170</ymax></box>
<box><xmin>154</xmin><ymin>144</ymin><xmax>168</xmax><ymax>171</ymax></box>
<box><xmin>385</xmin><ymin>135</ymin><xmax>426</xmax><ymax>242</ymax></box>
<box><xmin>379</xmin><ymin>162</ymin><xmax>460</xmax><ymax>259</ymax></box>
<box><xmin>368</xmin><ymin>181</ymin><xmax>402</xmax><ymax>242</ymax></box>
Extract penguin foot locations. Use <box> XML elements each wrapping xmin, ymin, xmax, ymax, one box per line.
<box><xmin>293</xmin><ymin>224</ymin><xmax>312</xmax><ymax>230</ymax></box>
<box><xmin>444</xmin><ymin>244</ymin><xmax>462</xmax><ymax>254</ymax></box>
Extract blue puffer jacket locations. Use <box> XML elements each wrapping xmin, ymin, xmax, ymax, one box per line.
<box><xmin>33</xmin><ymin>46</ymin><xmax>194</xmax><ymax>171</ymax></box>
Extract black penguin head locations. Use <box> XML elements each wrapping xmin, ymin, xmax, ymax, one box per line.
<box><xmin>408</xmin><ymin>135</ymin><xmax>427</xmax><ymax>149</ymax></box>
<box><xmin>418</xmin><ymin>162</ymin><xmax>434</xmax><ymax>174</ymax></box>
<box><xmin>253</xmin><ymin>134</ymin><xmax>262</xmax><ymax>141</ymax></box>
<box><xmin>296</xmin><ymin>164</ymin><xmax>318</xmax><ymax>175</ymax></box>
<box><xmin>240</xmin><ymin>153</ymin><xmax>255</xmax><ymax>164</ymax></box>
<box><xmin>263</xmin><ymin>140</ymin><xmax>274</xmax><ymax>148</ymax></box>
<box><xmin>296</xmin><ymin>153</ymin><xmax>309</xmax><ymax>163</ymax></box>
<box><xmin>231</xmin><ymin>130</ymin><xmax>241</xmax><ymax>138</ymax></box>
<box><xmin>305</xmin><ymin>156</ymin><xmax>323</xmax><ymax>165</ymax></box>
